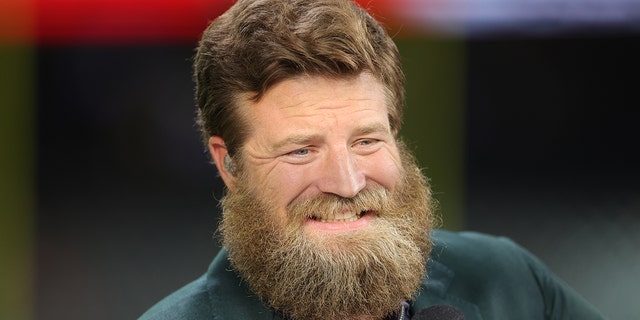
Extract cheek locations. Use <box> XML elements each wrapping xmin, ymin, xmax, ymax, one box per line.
<box><xmin>258</xmin><ymin>165</ymin><xmax>315</xmax><ymax>212</ymax></box>
<box><xmin>362</xmin><ymin>152</ymin><xmax>402</xmax><ymax>191</ymax></box>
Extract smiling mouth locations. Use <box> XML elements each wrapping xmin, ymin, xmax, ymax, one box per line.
<box><xmin>311</xmin><ymin>210</ymin><xmax>369</xmax><ymax>223</ymax></box>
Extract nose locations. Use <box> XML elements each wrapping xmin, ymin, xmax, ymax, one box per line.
<box><xmin>317</xmin><ymin>146</ymin><xmax>366</xmax><ymax>198</ymax></box>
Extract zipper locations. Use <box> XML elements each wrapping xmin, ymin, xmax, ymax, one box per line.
<box><xmin>397</xmin><ymin>302</ymin><xmax>406</xmax><ymax>320</ymax></box>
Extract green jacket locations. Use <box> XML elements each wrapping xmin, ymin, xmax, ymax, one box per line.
<box><xmin>139</xmin><ymin>230</ymin><xmax>605</xmax><ymax>319</ymax></box>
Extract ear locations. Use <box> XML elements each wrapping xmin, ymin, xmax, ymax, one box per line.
<box><xmin>208</xmin><ymin>136</ymin><xmax>237</xmax><ymax>190</ymax></box>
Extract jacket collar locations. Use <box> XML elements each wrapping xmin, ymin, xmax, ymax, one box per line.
<box><xmin>410</xmin><ymin>235</ymin><xmax>482</xmax><ymax>319</ymax></box>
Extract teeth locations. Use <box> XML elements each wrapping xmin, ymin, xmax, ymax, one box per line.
<box><xmin>316</xmin><ymin>210</ymin><xmax>365</xmax><ymax>223</ymax></box>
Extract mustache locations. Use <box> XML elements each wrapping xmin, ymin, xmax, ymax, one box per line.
<box><xmin>286</xmin><ymin>186</ymin><xmax>392</xmax><ymax>221</ymax></box>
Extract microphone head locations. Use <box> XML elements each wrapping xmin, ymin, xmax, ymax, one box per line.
<box><xmin>412</xmin><ymin>305</ymin><xmax>465</xmax><ymax>320</ymax></box>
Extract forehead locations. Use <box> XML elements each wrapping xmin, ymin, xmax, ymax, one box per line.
<box><xmin>242</xmin><ymin>73</ymin><xmax>390</xmax><ymax>127</ymax></box>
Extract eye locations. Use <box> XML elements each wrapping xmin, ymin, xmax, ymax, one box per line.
<box><xmin>353</xmin><ymin>138</ymin><xmax>382</xmax><ymax>154</ymax></box>
<box><xmin>357</xmin><ymin>139</ymin><xmax>375</xmax><ymax>146</ymax></box>
<box><xmin>288</xmin><ymin>148</ymin><xmax>310</xmax><ymax>157</ymax></box>
<box><xmin>283</xmin><ymin>147</ymin><xmax>315</xmax><ymax>164</ymax></box>
<box><xmin>354</xmin><ymin>138</ymin><xmax>380</xmax><ymax>147</ymax></box>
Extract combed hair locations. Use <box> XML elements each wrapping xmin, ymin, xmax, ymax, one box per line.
<box><xmin>194</xmin><ymin>0</ymin><xmax>405</xmax><ymax>156</ymax></box>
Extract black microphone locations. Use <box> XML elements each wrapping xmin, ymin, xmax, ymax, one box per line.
<box><xmin>412</xmin><ymin>305</ymin><xmax>465</xmax><ymax>320</ymax></box>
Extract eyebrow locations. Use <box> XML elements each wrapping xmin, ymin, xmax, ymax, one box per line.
<box><xmin>353</xmin><ymin>123</ymin><xmax>390</xmax><ymax>136</ymax></box>
<box><xmin>271</xmin><ymin>133</ymin><xmax>324</xmax><ymax>152</ymax></box>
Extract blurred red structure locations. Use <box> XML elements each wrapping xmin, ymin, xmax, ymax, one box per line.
<box><xmin>35</xmin><ymin>0</ymin><xmax>234</xmax><ymax>44</ymax></box>
<box><xmin>1</xmin><ymin>0</ymin><xmax>402</xmax><ymax>45</ymax></box>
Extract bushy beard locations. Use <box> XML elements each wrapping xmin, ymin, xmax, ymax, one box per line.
<box><xmin>219</xmin><ymin>143</ymin><xmax>435</xmax><ymax>320</ymax></box>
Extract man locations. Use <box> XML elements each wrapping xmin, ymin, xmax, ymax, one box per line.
<box><xmin>139</xmin><ymin>0</ymin><xmax>604</xmax><ymax>319</ymax></box>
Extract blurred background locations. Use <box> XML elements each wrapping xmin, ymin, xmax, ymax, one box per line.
<box><xmin>1</xmin><ymin>0</ymin><xmax>639</xmax><ymax>319</ymax></box>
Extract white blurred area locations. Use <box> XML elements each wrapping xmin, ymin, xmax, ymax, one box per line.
<box><xmin>393</xmin><ymin>0</ymin><xmax>640</xmax><ymax>35</ymax></box>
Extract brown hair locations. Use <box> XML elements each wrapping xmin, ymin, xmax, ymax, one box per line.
<box><xmin>194</xmin><ymin>0</ymin><xmax>404</xmax><ymax>156</ymax></box>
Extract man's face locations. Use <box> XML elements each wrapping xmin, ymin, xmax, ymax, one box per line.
<box><xmin>238</xmin><ymin>72</ymin><xmax>402</xmax><ymax>235</ymax></box>
<box><xmin>218</xmin><ymin>73</ymin><xmax>434</xmax><ymax>320</ymax></box>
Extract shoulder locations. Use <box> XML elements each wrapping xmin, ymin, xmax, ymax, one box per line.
<box><xmin>431</xmin><ymin>229</ymin><xmax>522</xmax><ymax>254</ymax></box>
<box><xmin>425</xmin><ymin>230</ymin><xmax>544</xmax><ymax>306</ymax></box>
<box><xmin>419</xmin><ymin>230</ymin><xmax>605</xmax><ymax>320</ymax></box>
<box><xmin>138</xmin><ymin>250</ymin><xmax>276</xmax><ymax>320</ymax></box>
<box><xmin>138</xmin><ymin>275</ymin><xmax>212</xmax><ymax>320</ymax></box>
<box><xmin>430</xmin><ymin>229</ymin><xmax>531</xmax><ymax>271</ymax></box>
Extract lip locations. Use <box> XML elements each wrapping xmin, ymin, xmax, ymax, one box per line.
<box><xmin>304</xmin><ymin>210</ymin><xmax>373</xmax><ymax>233</ymax></box>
